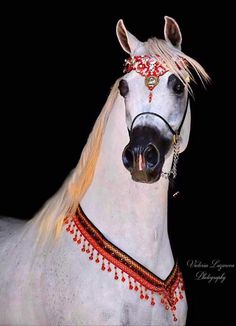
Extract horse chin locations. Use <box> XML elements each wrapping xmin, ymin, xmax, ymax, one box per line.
<box><xmin>130</xmin><ymin>169</ymin><xmax>162</xmax><ymax>184</ymax></box>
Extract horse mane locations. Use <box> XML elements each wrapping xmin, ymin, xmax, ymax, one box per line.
<box><xmin>33</xmin><ymin>79</ymin><xmax>120</xmax><ymax>242</ymax></box>
<box><xmin>34</xmin><ymin>38</ymin><xmax>209</xmax><ymax>242</ymax></box>
<box><xmin>144</xmin><ymin>38</ymin><xmax>210</xmax><ymax>92</ymax></box>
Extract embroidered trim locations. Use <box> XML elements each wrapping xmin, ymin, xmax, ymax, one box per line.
<box><xmin>64</xmin><ymin>205</ymin><xmax>185</xmax><ymax>322</ymax></box>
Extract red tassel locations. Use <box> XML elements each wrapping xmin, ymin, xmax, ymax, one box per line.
<box><xmin>101</xmin><ymin>257</ymin><xmax>106</xmax><ymax>271</ymax></box>
<box><xmin>140</xmin><ymin>287</ymin><xmax>144</xmax><ymax>300</ymax></box>
<box><xmin>89</xmin><ymin>248</ymin><xmax>94</xmax><ymax>260</ymax></box>
<box><xmin>128</xmin><ymin>276</ymin><xmax>133</xmax><ymax>290</ymax></box>
<box><xmin>121</xmin><ymin>271</ymin><xmax>126</xmax><ymax>282</ymax></box>
<box><xmin>86</xmin><ymin>243</ymin><xmax>91</xmax><ymax>254</ymax></box>
<box><xmin>77</xmin><ymin>233</ymin><xmax>82</xmax><ymax>244</ymax></box>
<box><xmin>114</xmin><ymin>267</ymin><xmax>119</xmax><ymax>280</ymax></box>
<box><xmin>95</xmin><ymin>253</ymin><xmax>100</xmax><ymax>263</ymax></box>
<box><xmin>151</xmin><ymin>291</ymin><xmax>155</xmax><ymax>306</ymax></box>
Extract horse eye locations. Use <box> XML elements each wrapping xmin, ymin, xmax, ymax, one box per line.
<box><xmin>173</xmin><ymin>81</ymin><xmax>184</xmax><ymax>94</ymax></box>
<box><xmin>168</xmin><ymin>74</ymin><xmax>184</xmax><ymax>95</ymax></box>
<box><xmin>118</xmin><ymin>79</ymin><xmax>129</xmax><ymax>97</ymax></box>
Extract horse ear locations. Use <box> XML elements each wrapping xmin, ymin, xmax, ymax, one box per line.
<box><xmin>116</xmin><ymin>19</ymin><xmax>141</xmax><ymax>54</ymax></box>
<box><xmin>164</xmin><ymin>16</ymin><xmax>182</xmax><ymax>49</ymax></box>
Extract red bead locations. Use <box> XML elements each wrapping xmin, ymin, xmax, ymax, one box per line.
<box><xmin>108</xmin><ymin>267</ymin><xmax>112</xmax><ymax>272</ymax></box>
<box><xmin>77</xmin><ymin>239</ymin><xmax>81</xmax><ymax>244</ymax></box>
<box><xmin>121</xmin><ymin>277</ymin><xmax>126</xmax><ymax>282</ymax></box>
<box><xmin>140</xmin><ymin>294</ymin><xmax>144</xmax><ymax>300</ymax></box>
<box><xmin>114</xmin><ymin>275</ymin><xmax>119</xmax><ymax>280</ymax></box>
<box><xmin>95</xmin><ymin>258</ymin><xmax>100</xmax><ymax>263</ymax></box>
<box><xmin>101</xmin><ymin>264</ymin><xmax>106</xmax><ymax>271</ymax></box>
<box><xmin>70</xmin><ymin>229</ymin><xmax>74</xmax><ymax>234</ymax></box>
<box><xmin>66</xmin><ymin>226</ymin><xmax>70</xmax><ymax>232</ymax></box>
<box><xmin>145</xmin><ymin>294</ymin><xmax>149</xmax><ymax>300</ymax></box>
<box><xmin>151</xmin><ymin>300</ymin><xmax>155</xmax><ymax>306</ymax></box>
<box><xmin>174</xmin><ymin>316</ymin><xmax>177</xmax><ymax>322</ymax></box>
<box><xmin>129</xmin><ymin>285</ymin><xmax>133</xmax><ymax>290</ymax></box>
<box><xmin>86</xmin><ymin>249</ymin><xmax>90</xmax><ymax>254</ymax></box>
<box><xmin>81</xmin><ymin>246</ymin><xmax>85</xmax><ymax>252</ymax></box>
<box><xmin>134</xmin><ymin>286</ymin><xmax>139</xmax><ymax>292</ymax></box>
<box><xmin>73</xmin><ymin>236</ymin><xmax>77</xmax><ymax>241</ymax></box>
<box><xmin>89</xmin><ymin>255</ymin><xmax>93</xmax><ymax>260</ymax></box>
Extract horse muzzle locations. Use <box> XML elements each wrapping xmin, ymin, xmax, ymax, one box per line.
<box><xmin>122</xmin><ymin>126</ymin><xmax>171</xmax><ymax>183</ymax></box>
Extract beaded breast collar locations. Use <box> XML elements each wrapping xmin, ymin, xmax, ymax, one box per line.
<box><xmin>64</xmin><ymin>206</ymin><xmax>185</xmax><ymax>322</ymax></box>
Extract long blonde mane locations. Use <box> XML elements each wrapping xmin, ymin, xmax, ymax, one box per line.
<box><xmin>34</xmin><ymin>38</ymin><xmax>209</xmax><ymax>241</ymax></box>
<box><xmin>144</xmin><ymin>38</ymin><xmax>210</xmax><ymax>92</ymax></box>
<box><xmin>33</xmin><ymin>79</ymin><xmax>120</xmax><ymax>242</ymax></box>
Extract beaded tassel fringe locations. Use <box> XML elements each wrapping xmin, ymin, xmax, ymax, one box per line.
<box><xmin>64</xmin><ymin>215</ymin><xmax>184</xmax><ymax>322</ymax></box>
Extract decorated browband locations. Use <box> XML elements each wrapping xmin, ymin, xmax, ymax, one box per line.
<box><xmin>124</xmin><ymin>55</ymin><xmax>187</xmax><ymax>103</ymax></box>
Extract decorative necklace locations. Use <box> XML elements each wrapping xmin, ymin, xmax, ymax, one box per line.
<box><xmin>64</xmin><ymin>206</ymin><xmax>185</xmax><ymax>322</ymax></box>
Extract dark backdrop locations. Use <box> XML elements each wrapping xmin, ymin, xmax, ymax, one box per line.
<box><xmin>1</xmin><ymin>4</ymin><xmax>234</xmax><ymax>326</ymax></box>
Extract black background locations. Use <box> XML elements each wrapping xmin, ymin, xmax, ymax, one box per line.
<box><xmin>1</xmin><ymin>4</ymin><xmax>234</xmax><ymax>326</ymax></box>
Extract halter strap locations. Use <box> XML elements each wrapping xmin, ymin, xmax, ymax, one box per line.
<box><xmin>128</xmin><ymin>96</ymin><xmax>189</xmax><ymax>137</ymax></box>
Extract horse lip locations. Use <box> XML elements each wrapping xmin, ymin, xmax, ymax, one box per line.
<box><xmin>131</xmin><ymin>170</ymin><xmax>161</xmax><ymax>183</ymax></box>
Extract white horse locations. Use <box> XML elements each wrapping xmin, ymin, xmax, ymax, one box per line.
<box><xmin>0</xmin><ymin>17</ymin><xmax>209</xmax><ymax>326</ymax></box>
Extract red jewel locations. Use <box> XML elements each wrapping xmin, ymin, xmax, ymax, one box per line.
<box><xmin>140</xmin><ymin>293</ymin><xmax>144</xmax><ymax>300</ymax></box>
<box><xmin>145</xmin><ymin>294</ymin><xmax>149</xmax><ymax>300</ymax></box>
<box><xmin>108</xmin><ymin>267</ymin><xmax>112</xmax><ymax>272</ymax></box>
<box><xmin>73</xmin><ymin>236</ymin><xmax>77</xmax><ymax>241</ymax></box>
<box><xmin>95</xmin><ymin>258</ymin><xmax>100</xmax><ymax>263</ymax></box>
<box><xmin>129</xmin><ymin>285</ymin><xmax>133</xmax><ymax>290</ymax></box>
<box><xmin>174</xmin><ymin>316</ymin><xmax>177</xmax><ymax>322</ymax></box>
<box><xmin>121</xmin><ymin>277</ymin><xmax>126</xmax><ymax>282</ymax></box>
<box><xmin>134</xmin><ymin>286</ymin><xmax>139</xmax><ymax>292</ymax></box>
<box><xmin>70</xmin><ymin>229</ymin><xmax>74</xmax><ymax>234</ymax></box>
<box><xmin>81</xmin><ymin>246</ymin><xmax>85</xmax><ymax>252</ymax></box>
<box><xmin>86</xmin><ymin>249</ymin><xmax>90</xmax><ymax>254</ymax></box>
<box><xmin>77</xmin><ymin>239</ymin><xmax>81</xmax><ymax>244</ymax></box>
<box><xmin>66</xmin><ymin>226</ymin><xmax>70</xmax><ymax>232</ymax></box>
<box><xmin>151</xmin><ymin>299</ymin><xmax>155</xmax><ymax>306</ymax></box>
<box><xmin>114</xmin><ymin>274</ymin><xmax>119</xmax><ymax>280</ymax></box>
<box><xmin>101</xmin><ymin>264</ymin><xmax>106</xmax><ymax>271</ymax></box>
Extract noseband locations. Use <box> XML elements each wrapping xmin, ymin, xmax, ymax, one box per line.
<box><xmin>124</xmin><ymin>54</ymin><xmax>190</xmax><ymax>180</ymax></box>
<box><xmin>128</xmin><ymin>98</ymin><xmax>189</xmax><ymax>137</ymax></box>
<box><xmin>128</xmin><ymin>98</ymin><xmax>188</xmax><ymax>180</ymax></box>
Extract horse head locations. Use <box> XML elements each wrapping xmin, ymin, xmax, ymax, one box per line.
<box><xmin>117</xmin><ymin>17</ymin><xmax>193</xmax><ymax>183</ymax></box>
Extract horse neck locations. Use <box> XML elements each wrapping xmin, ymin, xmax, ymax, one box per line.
<box><xmin>81</xmin><ymin>95</ymin><xmax>174</xmax><ymax>278</ymax></box>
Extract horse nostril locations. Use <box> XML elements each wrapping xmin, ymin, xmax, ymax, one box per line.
<box><xmin>144</xmin><ymin>144</ymin><xmax>159</xmax><ymax>168</ymax></box>
<box><xmin>122</xmin><ymin>146</ymin><xmax>134</xmax><ymax>170</ymax></box>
